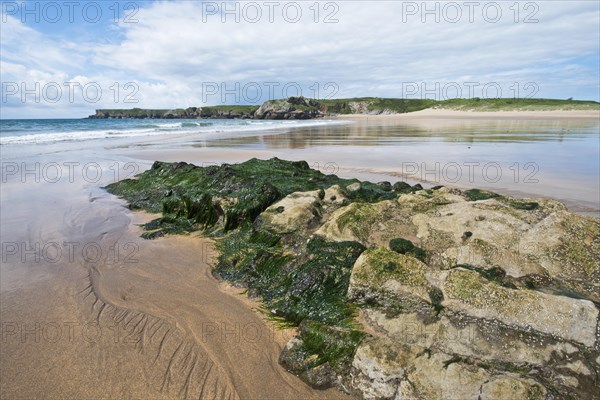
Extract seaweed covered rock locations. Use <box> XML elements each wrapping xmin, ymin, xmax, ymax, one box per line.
<box><xmin>315</xmin><ymin>200</ymin><xmax>399</xmax><ymax>245</ymax></box>
<box><xmin>443</xmin><ymin>268</ymin><xmax>598</xmax><ymax>346</ymax></box>
<box><xmin>348</xmin><ymin>248</ymin><xmax>433</xmax><ymax>312</ymax></box>
<box><xmin>106</xmin><ymin>159</ymin><xmax>600</xmax><ymax>399</ymax></box>
<box><xmin>259</xmin><ymin>189</ymin><xmax>322</xmax><ymax>233</ymax></box>
<box><xmin>259</xmin><ymin>185</ymin><xmax>348</xmax><ymax>234</ymax></box>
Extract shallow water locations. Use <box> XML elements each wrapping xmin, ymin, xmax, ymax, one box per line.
<box><xmin>118</xmin><ymin>114</ymin><xmax>600</xmax><ymax>216</ymax></box>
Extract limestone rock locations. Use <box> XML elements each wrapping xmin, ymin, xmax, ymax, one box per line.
<box><xmin>350</xmin><ymin>338</ymin><xmax>415</xmax><ymax>399</ymax></box>
<box><xmin>260</xmin><ymin>189</ymin><xmax>321</xmax><ymax>233</ymax></box>
<box><xmin>254</xmin><ymin>97</ymin><xmax>323</xmax><ymax>119</ymax></box>
<box><xmin>348</xmin><ymin>248</ymin><xmax>432</xmax><ymax>311</ymax></box>
<box><xmin>479</xmin><ymin>377</ymin><xmax>546</xmax><ymax>400</ymax></box>
<box><xmin>323</xmin><ymin>184</ymin><xmax>347</xmax><ymax>205</ymax></box>
<box><xmin>442</xmin><ymin>268</ymin><xmax>598</xmax><ymax>347</ymax></box>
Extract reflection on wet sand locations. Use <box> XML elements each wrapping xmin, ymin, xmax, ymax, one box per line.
<box><xmin>198</xmin><ymin>116</ymin><xmax>598</xmax><ymax>148</ymax></box>
<box><xmin>174</xmin><ymin>113</ymin><xmax>598</xmax><ymax>216</ymax></box>
<box><xmin>0</xmin><ymin>156</ymin><xmax>346</xmax><ymax>399</ymax></box>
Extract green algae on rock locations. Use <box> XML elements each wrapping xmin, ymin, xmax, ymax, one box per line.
<box><xmin>106</xmin><ymin>159</ymin><xmax>600</xmax><ymax>399</ymax></box>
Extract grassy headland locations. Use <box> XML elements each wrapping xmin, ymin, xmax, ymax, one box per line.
<box><xmin>90</xmin><ymin>97</ymin><xmax>600</xmax><ymax>119</ymax></box>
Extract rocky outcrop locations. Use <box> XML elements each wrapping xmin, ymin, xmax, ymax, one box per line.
<box><xmin>276</xmin><ymin>185</ymin><xmax>599</xmax><ymax>398</ymax></box>
<box><xmin>325</xmin><ymin>187</ymin><xmax>599</xmax><ymax>399</ymax></box>
<box><xmin>260</xmin><ymin>183</ymin><xmax>600</xmax><ymax>398</ymax></box>
<box><xmin>350</xmin><ymin>337</ymin><xmax>548</xmax><ymax>400</ymax></box>
<box><xmin>88</xmin><ymin>106</ymin><xmax>258</xmax><ymax>119</ymax></box>
<box><xmin>254</xmin><ymin>97</ymin><xmax>324</xmax><ymax>119</ymax></box>
<box><xmin>108</xmin><ymin>159</ymin><xmax>600</xmax><ymax>399</ymax></box>
<box><xmin>89</xmin><ymin>97</ymin><xmax>324</xmax><ymax>120</ymax></box>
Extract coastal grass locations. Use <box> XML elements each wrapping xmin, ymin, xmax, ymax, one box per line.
<box><xmin>202</xmin><ymin>105</ymin><xmax>259</xmax><ymax>113</ymax></box>
<box><xmin>435</xmin><ymin>97</ymin><xmax>600</xmax><ymax>111</ymax></box>
<box><xmin>318</xmin><ymin>97</ymin><xmax>437</xmax><ymax>114</ymax></box>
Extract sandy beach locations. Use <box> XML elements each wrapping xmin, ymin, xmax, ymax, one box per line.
<box><xmin>0</xmin><ymin>150</ymin><xmax>347</xmax><ymax>399</ymax></box>
<box><xmin>333</xmin><ymin>109</ymin><xmax>600</xmax><ymax>120</ymax></box>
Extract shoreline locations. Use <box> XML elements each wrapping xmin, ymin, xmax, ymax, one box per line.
<box><xmin>331</xmin><ymin>108</ymin><xmax>600</xmax><ymax>120</ymax></box>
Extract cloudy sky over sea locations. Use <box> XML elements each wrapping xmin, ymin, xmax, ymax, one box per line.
<box><xmin>1</xmin><ymin>0</ymin><xmax>599</xmax><ymax>118</ymax></box>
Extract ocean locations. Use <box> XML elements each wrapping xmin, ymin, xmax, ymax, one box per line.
<box><xmin>0</xmin><ymin>118</ymin><xmax>344</xmax><ymax>145</ymax></box>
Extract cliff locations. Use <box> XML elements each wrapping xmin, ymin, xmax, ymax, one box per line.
<box><xmin>88</xmin><ymin>97</ymin><xmax>324</xmax><ymax>120</ymax></box>
<box><xmin>89</xmin><ymin>105</ymin><xmax>259</xmax><ymax>119</ymax></box>
<box><xmin>89</xmin><ymin>97</ymin><xmax>600</xmax><ymax>119</ymax></box>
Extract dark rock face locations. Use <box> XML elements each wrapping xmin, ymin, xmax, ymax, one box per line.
<box><xmin>254</xmin><ymin>97</ymin><xmax>324</xmax><ymax>120</ymax></box>
<box><xmin>88</xmin><ymin>107</ymin><xmax>258</xmax><ymax>120</ymax></box>
<box><xmin>88</xmin><ymin>97</ymin><xmax>324</xmax><ymax>120</ymax></box>
<box><xmin>302</xmin><ymin>363</ymin><xmax>338</xmax><ymax>389</ymax></box>
<box><xmin>392</xmin><ymin>181</ymin><xmax>412</xmax><ymax>193</ymax></box>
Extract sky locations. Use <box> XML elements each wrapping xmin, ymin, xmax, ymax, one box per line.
<box><xmin>1</xmin><ymin>0</ymin><xmax>599</xmax><ymax>118</ymax></box>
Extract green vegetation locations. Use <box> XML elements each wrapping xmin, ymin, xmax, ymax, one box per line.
<box><xmin>452</xmin><ymin>263</ymin><xmax>512</xmax><ymax>288</ymax></box>
<box><xmin>90</xmin><ymin>97</ymin><xmax>599</xmax><ymax>119</ymax></box>
<box><xmin>317</xmin><ymin>96</ymin><xmax>599</xmax><ymax>114</ymax></box>
<box><xmin>354</xmin><ymin>248</ymin><xmax>428</xmax><ymax>287</ymax></box>
<box><xmin>502</xmin><ymin>198</ymin><xmax>540</xmax><ymax>211</ymax></box>
<box><xmin>463</xmin><ymin>188</ymin><xmax>501</xmax><ymax>201</ymax></box>
<box><xmin>297</xmin><ymin>320</ymin><xmax>366</xmax><ymax>372</ymax></box>
<box><xmin>107</xmin><ymin>158</ymin><xmax>397</xmax><ymax>235</ymax></box>
<box><xmin>336</xmin><ymin>203</ymin><xmax>380</xmax><ymax>242</ymax></box>
<box><xmin>392</xmin><ymin>181</ymin><xmax>414</xmax><ymax>193</ymax></box>
<box><xmin>216</xmin><ymin>234</ymin><xmax>366</xmax><ymax>326</ymax></box>
<box><xmin>201</xmin><ymin>105</ymin><xmax>259</xmax><ymax>114</ymax></box>
<box><xmin>92</xmin><ymin>108</ymin><xmax>174</xmax><ymax>118</ymax></box>
<box><xmin>463</xmin><ymin>189</ymin><xmax>541</xmax><ymax>212</ymax></box>
<box><xmin>90</xmin><ymin>105</ymin><xmax>258</xmax><ymax>119</ymax></box>
<box><xmin>318</xmin><ymin>97</ymin><xmax>437</xmax><ymax>114</ymax></box>
<box><xmin>434</xmin><ymin>97</ymin><xmax>600</xmax><ymax>111</ymax></box>
<box><xmin>551</xmin><ymin>217</ymin><xmax>600</xmax><ymax>277</ymax></box>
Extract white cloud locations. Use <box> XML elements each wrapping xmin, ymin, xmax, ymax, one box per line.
<box><xmin>1</xmin><ymin>1</ymin><xmax>599</xmax><ymax>117</ymax></box>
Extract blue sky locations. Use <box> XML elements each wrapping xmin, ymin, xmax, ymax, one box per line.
<box><xmin>1</xmin><ymin>0</ymin><xmax>599</xmax><ymax>118</ymax></box>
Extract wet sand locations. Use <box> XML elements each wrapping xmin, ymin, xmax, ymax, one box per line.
<box><xmin>1</xmin><ymin>109</ymin><xmax>598</xmax><ymax>398</ymax></box>
<box><xmin>0</xmin><ymin>153</ymin><xmax>346</xmax><ymax>399</ymax></box>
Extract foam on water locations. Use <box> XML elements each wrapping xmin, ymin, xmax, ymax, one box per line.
<box><xmin>0</xmin><ymin>118</ymin><xmax>346</xmax><ymax>145</ymax></box>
